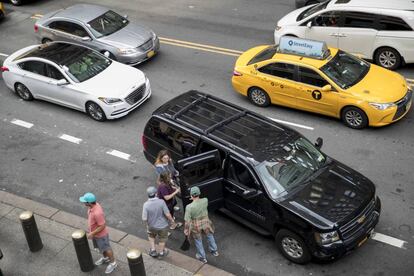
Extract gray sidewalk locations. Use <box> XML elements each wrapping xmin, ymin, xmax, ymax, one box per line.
<box><xmin>0</xmin><ymin>191</ymin><xmax>233</xmax><ymax>276</ymax></box>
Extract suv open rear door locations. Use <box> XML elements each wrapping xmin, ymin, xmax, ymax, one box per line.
<box><xmin>177</xmin><ymin>149</ymin><xmax>224</xmax><ymax>211</ymax></box>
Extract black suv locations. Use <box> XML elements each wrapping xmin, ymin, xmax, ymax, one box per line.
<box><xmin>142</xmin><ymin>90</ymin><xmax>381</xmax><ymax>264</ymax></box>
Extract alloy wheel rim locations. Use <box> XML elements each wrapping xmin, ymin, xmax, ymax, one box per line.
<box><xmin>281</xmin><ymin>237</ymin><xmax>303</xmax><ymax>259</ymax></box>
<box><xmin>251</xmin><ymin>89</ymin><xmax>266</xmax><ymax>105</ymax></box>
<box><xmin>379</xmin><ymin>51</ymin><xmax>396</xmax><ymax>68</ymax></box>
<box><xmin>345</xmin><ymin>110</ymin><xmax>363</xmax><ymax>127</ymax></box>
<box><xmin>17</xmin><ymin>84</ymin><xmax>30</xmax><ymax>100</ymax></box>
<box><xmin>88</xmin><ymin>104</ymin><xmax>103</xmax><ymax>120</ymax></box>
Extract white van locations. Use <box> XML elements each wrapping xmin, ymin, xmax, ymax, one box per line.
<box><xmin>274</xmin><ymin>0</ymin><xmax>414</xmax><ymax>70</ymax></box>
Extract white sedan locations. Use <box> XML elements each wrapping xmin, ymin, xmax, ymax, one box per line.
<box><xmin>1</xmin><ymin>42</ymin><xmax>151</xmax><ymax>121</ymax></box>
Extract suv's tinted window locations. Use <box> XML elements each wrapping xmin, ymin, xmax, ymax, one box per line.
<box><xmin>378</xmin><ymin>16</ymin><xmax>412</xmax><ymax>31</ymax></box>
<box><xmin>259</xmin><ymin>63</ymin><xmax>295</xmax><ymax>80</ymax></box>
<box><xmin>49</xmin><ymin>21</ymin><xmax>89</xmax><ymax>37</ymax></box>
<box><xmin>183</xmin><ymin>152</ymin><xmax>222</xmax><ymax>184</ymax></box>
<box><xmin>19</xmin><ymin>61</ymin><xmax>46</xmax><ymax>76</ymax></box>
<box><xmin>298</xmin><ymin>66</ymin><xmax>329</xmax><ymax>87</ymax></box>
<box><xmin>227</xmin><ymin>158</ymin><xmax>256</xmax><ymax>189</ymax></box>
<box><xmin>150</xmin><ymin>120</ymin><xmax>198</xmax><ymax>156</ymax></box>
<box><xmin>343</xmin><ymin>12</ymin><xmax>376</xmax><ymax>29</ymax></box>
<box><xmin>46</xmin><ymin>64</ymin><xmax>65</xmax><ymax>80</ymax></box>
<box><xmin>248</xmin><ymin>45</ymin><xmax>278</xmax><ymax>65</ymax></box>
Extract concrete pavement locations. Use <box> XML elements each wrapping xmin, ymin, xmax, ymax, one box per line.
<box><xmin>0</xmin><ymin>190</ymin><xmax>233</xmax><ymax>276</ymax></box>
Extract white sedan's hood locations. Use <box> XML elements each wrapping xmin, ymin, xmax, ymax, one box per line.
<box><xmin>277</xmin><ymin>5</ymin><xmax>312</xmax><ymax>26</ymax></box>
<box><xmin>77</xmin><ymin>61</ymin><xmax>146</xmax><ymax>98</ymax></box>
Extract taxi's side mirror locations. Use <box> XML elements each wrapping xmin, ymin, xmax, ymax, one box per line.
<box><xmin>307</xmin><ymin>21</ymin><xmax>313</xmax><ymax>28</ymax></box>
<box><xmin>321</xmin><ymin>84</ymin><xmax>332</xmax><ymax>92</ymax></box>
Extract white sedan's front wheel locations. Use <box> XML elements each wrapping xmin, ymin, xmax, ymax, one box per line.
<box><xmin>86</xmin><ymin>102</ymin><xmax>107</xmax><ymax>122</ymax></box>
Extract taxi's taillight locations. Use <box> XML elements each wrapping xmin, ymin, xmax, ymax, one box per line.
<box><xmin>233</xmin><ymin>70</ymin><xmax>242</xmax><ymax>76</ymax></box>
<box><xmin>0</xmin><ymin>66</ymin><xmax>9</xmax><ymax>72</ymax></box>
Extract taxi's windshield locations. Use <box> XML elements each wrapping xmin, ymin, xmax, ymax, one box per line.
<box><xmin>256</xmin><ymin>137</ymin><xmax>326</xmax><ymax>199</ymax></box>
<box><xmin>320</xmin><ymin>50</ymin><xmax>370</xmax><ymax>89</ymax></box>
<box><xmin>297</xmin><ymin>1</ymin><xmax>330</xmax><ymax>21</ymax></box>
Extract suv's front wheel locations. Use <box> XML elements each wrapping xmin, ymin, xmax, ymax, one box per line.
<box><xmin>275</xmin><ymin>229</ymin><xmax>311</xmax><ymax>264</ymax></box>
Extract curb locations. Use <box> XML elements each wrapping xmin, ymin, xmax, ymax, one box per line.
<box><xmin>0</xmin><ymin>190</ymin><xmax>234</xmax><ymax>276</ymax></box>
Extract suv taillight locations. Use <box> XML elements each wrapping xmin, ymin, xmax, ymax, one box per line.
<box><xmin>0</xmin><ymin>66</ymin><xmax>9</xmax><ymax>72</ymax></box>
<box><xmin>141</xmin><ymin>135</ymin><xmax>147</xmax><ymax>151</ymax></box>
<box><xmin>34</xmin><ymin>24</ymin><xmax>39</xmax><ymax>32</ymax></box>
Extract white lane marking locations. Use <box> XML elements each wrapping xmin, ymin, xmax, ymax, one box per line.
<box><xmin>372</xmin><ymin>232</ymin><xmax>407</xmax><ymax>249</ymax></box>
<box><xmin>269</xmin><ymin>117</ymin><xmax>314</xmax><ymax>130</ymax></box>
<box><xmin>0</xmin><ymin>53</ymin><xmax>9</xmax><ymax>57</ymax></box>
<box><xmin>106</xmin><ymin>149</ymin><xmax>131</xmax><ymax>161</ymax></box>
<box><xmin>11</xmin><ymin>119</ymin><xmax>33</xmax><ymax>129</ymax></box>
<box><xmin>58</xmin><ymin>134</ymin><xmax>82</xmax><ymax>144</ymax></box>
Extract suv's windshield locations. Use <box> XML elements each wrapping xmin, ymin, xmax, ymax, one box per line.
<box><xmin>64</xmin><ymin>50</ymin><xmax>111</xmax><ymax>82</ymax></box>
<box><xmin>87</xmin><ymin>10</ymin><xmax>129</xmax><ymax>38</ymax></box>
<box><xmin>256</xmin><ymin>137</ymin><xmax>326</xmax><ymax>199</ymax></box>
<box><xmin>320</xmin><ymin>50</ymin><xmax>370</xmax><ymax>89</ymax></box>
<box><xmin>297</xmin><ymin>1</ymin><xmax>330</xmax><ymax>21</ymax></box>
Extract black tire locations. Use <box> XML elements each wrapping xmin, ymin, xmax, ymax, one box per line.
<box><xmin>0</xmin><ymin>10</ymin><xmax>4</xmax><ymax>21</ymax></box>
<box><xmin>10</xmin><ymin>0</ymin><xmax>23</xmax><ymax>6</ymax></box>
<box><xmin>341</xmin><ymin>106</ymin><xmax>368</xmax><ymax>129</ymax></box>
<box><xmin>374</xmin><ymin>47</ymin><xmax>401</xmax><ymax>70</ymax></box>
<box><xmin>248</xmin><ymin>87</ymin><xmax>271</xmax><ymax>107</ymax></box>
<box><xmin>86</xmin><ymin>102</ymin><xmax>107</xmax><ymax>122</ymax></box>
<box><xmin>15</xmin><ymin>83</ymin><xmax>34</xmax><ymax>101</ymax></box>
<box><xmin>275</xmin><ymin>229</ymin><xmax>311</xmax><ymax>264</ymax></box>
<box><xmin>42</xmin><ymin>38</ymin><xmax>52</xmax><ymax>44</ymax></box>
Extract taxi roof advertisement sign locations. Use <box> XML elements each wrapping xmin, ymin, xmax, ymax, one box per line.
<box><xmin>279</xmin><ymin>36</ymin><xmax>328</xmax><ymax>59</ymax></box>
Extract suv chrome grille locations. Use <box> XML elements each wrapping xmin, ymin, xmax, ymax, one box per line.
<box><xmin>125</xmin><ymin>84</ymin><xmax>146</xmax><ymax>105</ymax></box>
<box><xmin>138</xmin><ymin>39</ymin><xmax>153</xmax><ymax>52</ymax></box>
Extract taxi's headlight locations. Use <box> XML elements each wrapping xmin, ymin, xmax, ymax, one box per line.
<box><xmin>118</xmin><ymin>48</ymin><xmax>138</xmax><ymax>55</ymax></box>
<box><xmin>98</xmin><ymin>97</ymin><xmax>122</xmax><ymax>105</ymax></box>
<box><xmin>315</xmin><ymin>231</ymin><xmax>340</xmax><ymax>245</ymax></box>
<box><xmin>369</xmin><ymin>102</ymin><xmax>396</xmax><ymax>110</ymax></box>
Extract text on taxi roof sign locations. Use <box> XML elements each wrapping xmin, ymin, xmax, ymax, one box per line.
<box><xmin>279</xmin><ymin>36</ymin><xmax>329</xmax><ymax>60</ymax></box>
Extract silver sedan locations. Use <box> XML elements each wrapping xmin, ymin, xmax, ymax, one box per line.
<box><xmin>34</xmin><ymin>4</ymin><xmax>160</xmax><ymax>65</ymax></box>
<box><xmin>1</xmin><ymin>42</ymin><xmax>151</xmax><ymax>121</ymax></box>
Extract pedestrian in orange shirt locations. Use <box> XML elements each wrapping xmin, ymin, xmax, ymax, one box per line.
<box><xmin>79</xmin><ymin>192</ymin><xmax>117</xmax><ymax>274</ymax></box>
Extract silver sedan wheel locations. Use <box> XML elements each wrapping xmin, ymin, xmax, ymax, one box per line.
<box><xmin>378</xmin><ymin>51</ymin><xmax>397</xmax><ymax>68</ymax></box>
<box><xmin>87</xmin><ymin>103</ymin><xmax>105</xmax><ymax>121</ymax></box>
<box><xmin>250</xmin><ymin>88</ymin><xmax>268</xmax><ymax>106</ymax></box>
<box><xmin>16</xmin><ymin>84</ymin><xmax>32</xmax><ymax>100</ymax></box>
<box><xmin>345</xmin><ymin>110</ymin><xmax>363</xmax><ymax>127</ymax></box>
<box><xmin>281</xmin><ymin>237</ymin><xmax>303</xmax><ymax>259</ymax></box>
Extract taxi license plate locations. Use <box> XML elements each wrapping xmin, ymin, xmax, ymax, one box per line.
<box><xmin>147</xmin><ymin>50</ymin><xmax>155</xmax><ymax>58</ymax></box>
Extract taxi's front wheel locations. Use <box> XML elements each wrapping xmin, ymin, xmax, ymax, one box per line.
<box><xmin>248</xmin><ymin>87</ymin><xmax>270</xmax><ymax>107</ymax></box>
<box><xmin>341</xmin><ymin>107</ymin><xmax>368</xmax><ymax>129</ymax></box>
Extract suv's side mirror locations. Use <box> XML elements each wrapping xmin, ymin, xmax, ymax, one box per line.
<box><xmin>307</xmin><ymin>21</ymin><xmax>313</xmax><ymax>28</ymax></box>
<box><xmin>315</xmin><ymin>137</ymin><xmax>323</xmax><ymax>149</ymax></box>
<box><xmin>57</xmin><ymin>79</ymin><xmax>68</xmax><ymax>86</ymax></box>
<box><xmin>321</xmin><ymin>84</ymin><xmax>332</xmax><ymax>92</ymax></box>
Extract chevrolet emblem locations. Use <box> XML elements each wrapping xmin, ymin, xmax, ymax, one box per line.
<box><xmin>357</xmin><ymin>215</ymin><xmax>366</xmax><ymax>224</ymax></box>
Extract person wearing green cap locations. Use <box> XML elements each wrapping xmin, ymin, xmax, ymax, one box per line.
<box><xmin>79</xmin><ymin>192</ymin><xmax>117</xmax><ymax>274</ymax></box>
<box><xmin>183</xmin><ymin>186</ymin><xmax>219</xmax><ymax>264</ymax></box>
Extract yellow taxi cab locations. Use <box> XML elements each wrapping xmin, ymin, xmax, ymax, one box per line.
<box><xmin>232</xmin><ymin>36</ymin><xmax>412</xmax><ymax>129</ymax></box>
<box><xmin>0</xmin><ymin>3</ymin><xmax>5</xmax><ymax>21</ymax></box>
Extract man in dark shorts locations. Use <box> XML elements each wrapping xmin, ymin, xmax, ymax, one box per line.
<box><xmin>80</xmin><ymin>192</ymin><xmax>117</xmax><ymax>274</ymax></box>
<box><xmin>142</xmin><ymin>186</ymin><xmax>175</xmax><ymax>258</ymax></box>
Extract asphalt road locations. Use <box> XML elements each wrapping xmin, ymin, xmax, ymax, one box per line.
<box><xmin>0</xmin><ymin>1</ymin><xmax>413</xmax><ymax>275</ymax></box>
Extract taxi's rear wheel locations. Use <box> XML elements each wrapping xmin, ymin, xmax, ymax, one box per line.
<box><xmin>86</xmin><ymin>102</ymin><xmax>107</xmax><ymax>122</ymax></box>
<box><xmin>341</xmin><ymin>107</ymin><xmax>368</xmax><ymax>129</ymax></box>
<box><xmin>248</xmin><ymin>87</ymin><xmax>270</xmax><ymax>107</ymax></box>
<box><xmin>374</xmin><ymin>47</ymin><xmax>401</xmax><ymax>70</ymax></box>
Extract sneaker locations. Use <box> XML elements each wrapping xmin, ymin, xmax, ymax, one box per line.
<box><xmin>95</xmin><ymin>257</ymin><xmax>110</xmax><ymax>265</ymax></box>
<box><xmin>149</xmin><ymin>249</ymin><xmax>158</xmax><ymax>258</ymax></box>
<box><xmin>158</xmin><ymin>249</ymin><xmax>169</xmax><ymax>259</ymax></box>
<box><xmin>105</xmin><ymin>262</ymin><xmax>117</xmax><ymax>274</ymax></box>
<box><xmin>195</xmin><ymin>253</ymin><xmax>207</xmax><ymax>264</ymax></box>
<box><xmin>211</xmin><ymin>251</ymin><xmax>219</xmax><ymax>257</ymax></box>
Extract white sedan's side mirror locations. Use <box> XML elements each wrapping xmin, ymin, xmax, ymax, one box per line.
<box><xmin>57</xmin><ymin>79</ymin><xmax>68</xmax><ymax>86</ymax></box>
<box><xmin>81</xmin><ymin>36</ymin><xmax>91</xmax><ymax>41</ymax></box>
<box><xmin>307</xmin><ymin>21</ymin><xmax>312</xmax><ymax>28</ymax></box>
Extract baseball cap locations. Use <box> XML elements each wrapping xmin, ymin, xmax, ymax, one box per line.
<box><xmin>79</xmin><ymin>192</ymin><xmax>96</xmax><ymax>203</ymax></box>
<box><xmin>147</xmin><ymin>186</ymin><xmax>157</xmax><ymax>198</ymax></box>
<box><xmin>190</xmin><ymin>186</ymin><xmax>200</xmax><ymax>196</ymax></box>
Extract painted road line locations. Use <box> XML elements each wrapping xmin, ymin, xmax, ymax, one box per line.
<box><xmin>106</xmin><ymin>149</ymin><xmax>132</xmax><ymax>161</ymax></box>
<box><xmin>159</xmin><ymin>37</ymin><xmax>243</xmax><ymax>54</ymax></box>
<box><xmin>0</xmin><ymin>53</ymin><xmax>9</xmax><ymax>57</ymax></box>
<box><xmin>372</xmin><ymin>232</ymin><xmax>407</xmax><ymax>249</ymax></box>
<box><xmin>160</xmin><ymin>40</ymin><xmax>240</xmax><ymax>57</ymax></box>
<box><xmin>269</xmin><ymin>117</ymin><xmax>314</xmax><ymax>130</ymax></box>
<box><xmin>10</xmin><ymin>119</ymin><xmax>33</xmax><ymax>129</ymax></box>
<box><xmin>58</xmin><ymin>134</ymin><xmax>82</xmax><ymax>144</ymax></box>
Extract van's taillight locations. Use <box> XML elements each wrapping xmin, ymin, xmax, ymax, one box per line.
<box><xmin>34</xmin><ymin>24</ymin><xmax>39</xmax><ymax>32</ymax></box>
<box><xmin>141</xmin><ymin>135</ymin><xmax>147</xmax><ymax>151</ymax></box>
<box><xmin>233</xmin><ymin>70</ymin><xmax>242</xmax><ymax>76</ymax></box>
<box><xmin>0</xmin><ymin>66</ymin><xmax>9</xmax><ymax>72</ymax></box>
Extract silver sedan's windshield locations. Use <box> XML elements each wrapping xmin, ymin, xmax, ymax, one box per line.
<box><xmin>87</xmin><ymin>10</ymin><xmax>129</xmax><ymax>38</ymax></box>
<box><xmin>64</xmin><ymin>50</ymin><xmax>111</xmax><ymax>82</ymax></box>
<box><xmin>256</xmin><ymin>137</ymin><xmax>326</xmax><ymax>199</ymax></box>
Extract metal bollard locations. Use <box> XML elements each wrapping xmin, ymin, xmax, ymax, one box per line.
<box><xmin>127</xmin><ymin>249</ymin><xmax>146</xmax><ymax>276</ymax></box>
<box><xmin>19</xmin><ymin>211</ymin><xmax>43</xmax><ymax>252</ymax></box>
<box><xmin>71</xmin><ymin>230</ymin><xmax>94</xmax><ymax>272</ymax></box>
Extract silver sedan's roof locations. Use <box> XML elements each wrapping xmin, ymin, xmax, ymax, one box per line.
<box><xmin>54</xmin><ymin>4</ymin><xmax>109</xmax><ymax>23</ymax></box>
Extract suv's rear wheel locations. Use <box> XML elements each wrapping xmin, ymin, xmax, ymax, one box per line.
<box><xmin>275</xmin><ymin>229</ymin><xmax>311</xmax><ymax>264</ymax></box>
<box><xmin>86</xmin><ymin>102</ymin><xmax>106</xmax><ymax>122</ymax></box>
<box><xmin>248</xmin><ymin>87</ymin><xmax>270</xmax><ymax>107</ymax></box>
<box><xmin>375</xmin><ymin>47</ymin><xmax>401</xmax><ymax>70</ymax></box>
<box><xmin>341</xmin><ymin>106</ymin><xmax>368</xmax><ymax>129</ymax></box>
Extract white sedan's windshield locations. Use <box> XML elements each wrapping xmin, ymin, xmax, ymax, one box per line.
<box><xmin>64</xmin><ymin>50</ymin><xmax>111</xmax><ymax>82</ymax></box>
<box><xmin>256</xmin><ymin>138</ymin><xmax>326</xmax><ymax>198</ymax></box>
